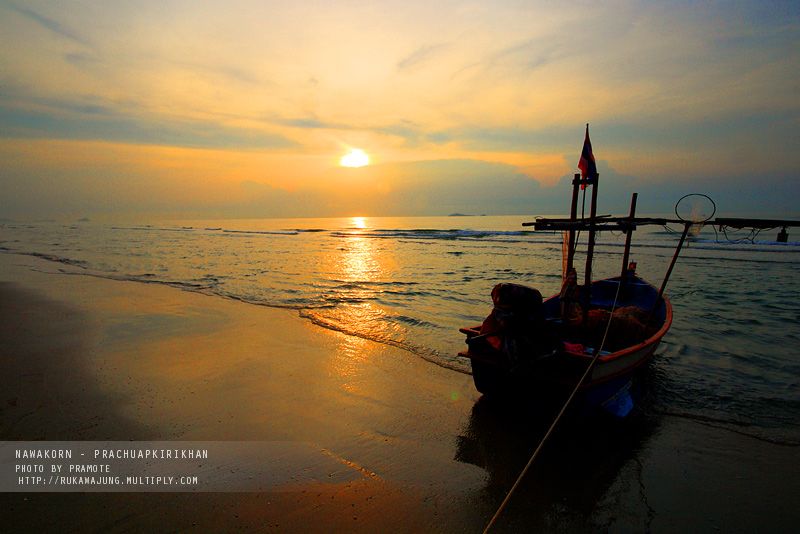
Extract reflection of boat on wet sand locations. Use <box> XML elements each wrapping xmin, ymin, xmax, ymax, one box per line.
<box><xmin>455</xmin><ymin>396</ymin><xmax>659</xmax><ymax>527</ymax></box>
<box><xmin>459</xmin><ymin>128</ymin><xmax>686</xmax><ymax>418</ymax></box>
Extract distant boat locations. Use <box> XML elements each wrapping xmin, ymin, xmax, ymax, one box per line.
<box><xmin>459</xmin><ymin>130</ymin><xmax>689</xmax><ymax>418</ymax></box>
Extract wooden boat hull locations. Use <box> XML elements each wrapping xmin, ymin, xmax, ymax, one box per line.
<box><xmin>460</xmin><ymin>276</ymin><xmax>672</xmax><ymax>417</ymax></box>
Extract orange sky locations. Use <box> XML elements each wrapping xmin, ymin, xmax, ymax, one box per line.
<box><xmin>1</xmin><ymin>1</ymin><xmax>798</xmax><ymax>220</ymax></box>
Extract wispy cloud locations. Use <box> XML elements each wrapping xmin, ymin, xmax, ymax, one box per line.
<box><xmin>6</xmin><ymin>2</ymin><xmax>92</xmax><ymax>47</ymax></box>
<box><xmin>397</xmin><ymin>43</ymin><xmax>449</xmax><ymax>71</ymax></box>
<box><xmin>0</xmin><ymin>85</ymin><xmax>297</xmax><ymax>150</ymax></box>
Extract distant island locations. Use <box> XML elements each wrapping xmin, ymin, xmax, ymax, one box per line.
<box><xmin>78</xmin><ymin>218</ymin><xmax>90</xmax><ymax>222</ymax></box>
<box><xmin>448</xmin><ymin>213</ymin><xmax>486</xmax><ymax>217</ymax></box>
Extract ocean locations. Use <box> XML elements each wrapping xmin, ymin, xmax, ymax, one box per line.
<box><xmin>2</xmin><ymin>215</ymin><xmax>799</xmax><ymax>442</ymax></box>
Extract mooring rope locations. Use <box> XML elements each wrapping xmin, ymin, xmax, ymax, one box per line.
<box><xmin>481</xmin><ymin>278</ymin><xmax>624</xmax><ymax>534</ymax></box>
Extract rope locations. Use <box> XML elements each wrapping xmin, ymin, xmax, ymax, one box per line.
<box><xmin>481</xmin><ymin>278</ymin><xmax>624</xmax><ymax>534</ymax></box>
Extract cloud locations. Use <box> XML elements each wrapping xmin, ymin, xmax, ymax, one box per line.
<box><xmin>0</xmin><ymin>82</ymin><xmax>298</xmax><ymax>150</ymax></box>
<box><xmin>6</xmin><ymin>2</ymin><xmax>92</xmax><ymax>47</ymax></box>
<box><xmin>397</xmin><ymin>43</ymin><xmax>449</xmax><ymax>71</ymax></box>
<box><xmin>305</xmin><ymin>159</ymin><xmax>553</xmax><ymax>217</ymax></box>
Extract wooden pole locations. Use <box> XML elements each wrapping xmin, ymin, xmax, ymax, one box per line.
<box><xmin>619</xmin><ymin>193</ymin><xmax>638</xmax><ymax>294</ymax></box>
<box><xmin>566</xmin><ymin>174</ymin><xmax>581</xmax><ymax>276</ymax></box>
<box><xmin>582</xmin><ymin>174</ymin><xmax>599</xmax><ymax>327</ymax></box>
<box><xmin>647</xmin><ymin>222</ymin><xmax>691</xmax><ymax>327</ymax></box>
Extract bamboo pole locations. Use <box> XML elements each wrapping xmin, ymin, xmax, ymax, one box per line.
<box><xmin>647</xmin><ymin>221</ymin><xmax>691</xmax><ymax>326</ymax></box>
<box><xmin>566</xmin><ymin>173</ymin><xmax>581</xmax><ymax>276</ymax></box>
<box><xmin>581</xmin><ymin>173</ymin><xmax>599</xmax><ymax>327</ymax></box>
<box><xmin>619</xmin><ymin>193</ymin><xmax>638</xmax><ymax>294</ymax></box>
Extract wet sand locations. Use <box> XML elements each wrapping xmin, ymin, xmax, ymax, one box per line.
<box><xmin>1</xmin><ymin>252</ymin><xmax>799</xmax><ymax>533</ymax></box>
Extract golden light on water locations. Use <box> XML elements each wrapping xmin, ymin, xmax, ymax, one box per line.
<box><xmin>317</xmin><ymin>218</ymin><xmax>404</xmax><ymax>394</ymax></box>
<box><xmin>338</xmin><ymin>234</ymin><xmax>380</xmax><ymax>285</ymax></box>
<box><xmin>341</xmin><ymin>149</ymin><xmax>369</xmax><ymax>167</ymax></box>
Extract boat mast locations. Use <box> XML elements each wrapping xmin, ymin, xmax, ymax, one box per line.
<box><xmin>582</xmin><ymin>172</ymin><xmax>599</xmax><ymax>327</ymax></box>
<box><xmin>566</xmin><ymin>173</ymin><xmax>581</xmax><ymax>276</ymax></box>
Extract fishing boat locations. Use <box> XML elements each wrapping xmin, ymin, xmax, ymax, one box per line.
<box><xmin>459</xmin><ymin>127</ymin><xmax>691</xmax><ymax>417</ymax></box>
<box><xmin>459</xmin><ymin>273</ymin><xmax>672</xmax><ymax>417</ymax></box>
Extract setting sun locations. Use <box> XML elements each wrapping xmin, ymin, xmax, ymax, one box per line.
<box><xmin>341</xmin><ymin>149</ymin><xmax>370</xmax><ymax>167</ymax></box>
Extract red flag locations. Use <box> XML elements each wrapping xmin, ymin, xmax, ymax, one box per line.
<box><xmin>578</xmin><ymin>124</ymin><xmax>597</xmax><ymax>189</ymax></box>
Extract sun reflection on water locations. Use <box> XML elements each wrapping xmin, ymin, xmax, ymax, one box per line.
<box><xmin>335</xmin><ymin>224</ymin><xmax>386</xmax><ymax>285</ymax></box>
<box><xmin>330</xmin><ymin>331</ymin><xmax>370</xmax><ymax>393</ymax></box>
<box><xmin>317</xmin><ymin>217</ymin><xmax>408</xmax><ymax>386</ymax></box>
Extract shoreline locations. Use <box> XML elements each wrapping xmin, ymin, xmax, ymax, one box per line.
<box><xmin>2</xmin><ymin>252</ymin><xmax>799</xmax><ymax>532</ymax></box>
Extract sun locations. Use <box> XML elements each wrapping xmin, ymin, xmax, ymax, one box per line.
<box><xmin>341</xmin><ymin>149</ymin><xmax>370</xmax><ymax>167</ymax></box>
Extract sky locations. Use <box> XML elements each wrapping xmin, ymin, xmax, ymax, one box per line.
<box><xmin>1</xmin><ymin>0</ymin><xmax>798</xmax><ymax>220</ymax></box>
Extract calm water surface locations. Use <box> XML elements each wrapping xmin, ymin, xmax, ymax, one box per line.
<box><xmin>2</xmin><ymin>215</ymin><xmax>798</xmax><ymax>441</ymax></box>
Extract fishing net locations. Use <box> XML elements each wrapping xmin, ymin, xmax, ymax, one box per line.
<box><xmin>675</xmin><ymin>194</ymin><xmax>716</xmax><ymax>236</ymax></box>
<box><xmin>675</xmin><ymin>193</ymin><xmax>716</xmax><ymax>224</ymax></box>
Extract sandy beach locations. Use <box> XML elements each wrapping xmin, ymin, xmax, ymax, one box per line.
<box><xmin>2</xmin><ymin>252</ymin><xmax>799</xmax><ymax>533</ymax></box>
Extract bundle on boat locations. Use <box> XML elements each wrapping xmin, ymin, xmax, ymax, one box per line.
<box><xmin>474</xmin><ymin>282</ymin><xmax>656</xmax><ymax>366</ymax></box>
